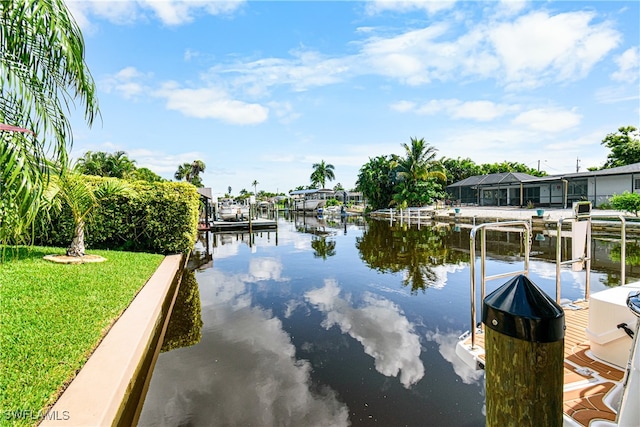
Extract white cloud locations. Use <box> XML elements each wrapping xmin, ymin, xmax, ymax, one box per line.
<box><xmin>512</xmin><ymin>107</ymin><xmax>582</xmax><ymax>132</ymax></box>
<box><xmin>611</xmin><ymin>47</ymin><xmax>640</xmax><ymax>83</ymax></box>
<box><xmin>267</xmin><ymin>101</ymin><xmax>302</xmax><ymax>124</ymax></box>
<box><xmin>398</xmin><ymin>98</ymin><xmax>517</xmax><ymax>121</ymax></box>
<box><xmin>390</xmin><ymin>100</ymin><xmax>416</xmax><ymax>112</ymax></box>
<box><xmin>66</xmin><ymin>0</ymin><xmax>245</xmax><ymax>28</ymax></box>
<box><xmin>366</xmin><ymin>0</ymin><xmax>458</xmax><ymax>15</ymax></box>
<box><xmin>155</xmin><ymin>82</ymin><xmax>269</xmax><ymax>125</ymax></box>
<box><xmin>305</xmin><ymin>279</ymin><xmax>425</xmax><ymax>388</ymax></box>
<box><xmin>101</xmin><ymin>66</ymin><xmax>152</xmax><ymax>99</ymax></box>
<box><xmin>488</xmin><ymin>11</ymin><xmax>621</xmax><ymax>88</ymax></box>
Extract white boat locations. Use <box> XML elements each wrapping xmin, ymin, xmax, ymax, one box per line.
<box><xmin>454</xmin><ymin>209</ymin><xmax>639</xmax><ymax>426</ymax></box>
<box><xmin>218</xmin><ymin>199</ymin><xmax>249</xmax><ymax>222</ymax></box>
<box><xmin>289</xmin><ymin>189</ymin><xmax>334</xmax><ymax>212</ymax></box>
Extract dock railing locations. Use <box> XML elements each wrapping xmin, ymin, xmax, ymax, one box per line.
<box><xmin>468</xmin><ymin>214</ymin><xmax>629</xmax><ymax>350</ymax></box>
<box><xmin>469</xmin><ymin>220</ymin><xmax>531</xmax><ymax>350</ymax></box>
<box><xmin>554</xmin><ymin>214</ymin><xmax>626</xmax><ymax>303</ymax></box>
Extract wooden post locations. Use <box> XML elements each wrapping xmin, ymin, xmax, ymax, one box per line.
<box><xmin>483</xmin><ymin>275</ymin><xmax>565</xmax><ymax>427</ymax></box>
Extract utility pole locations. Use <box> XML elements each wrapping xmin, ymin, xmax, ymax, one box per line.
<box><xmin>576</xmin><ymin>157</ymin><xmax>580</xmax><ymax>173</ymax></box>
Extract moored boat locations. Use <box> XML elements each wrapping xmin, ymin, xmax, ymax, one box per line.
<box><xmin>218</xmin><ymin>199</ymin><xmax>249</xmax><ymax>221</ymax></box>
<box><xmin>289</xmin><ymin>188</ymin><xmax>334</xmax><ymax>212</ymax></box>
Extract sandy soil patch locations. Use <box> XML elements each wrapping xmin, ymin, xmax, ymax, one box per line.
<box><xmin>43</xmin><ymin>254</ymin><xmax>107</xmax><ymax>264</ymax></box>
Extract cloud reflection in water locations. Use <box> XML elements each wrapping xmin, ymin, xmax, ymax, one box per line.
<box><xmin>138</xmin><ymin>270</ymin><xmax>349</xmax><ymax>427</ymax></box>
<box><xmin>424</xmin><ymin>329</ymin><xmax>484</xmax><ymax>385</ymax></box>
<box><xmin>305</xmin><ymin>279</ymin><xmax>425</xmax><ymax>388</ymax></box>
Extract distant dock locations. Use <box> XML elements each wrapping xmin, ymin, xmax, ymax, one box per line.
<box><xmin>199</xmin><ymin>218</ymin><xmax>277</xmax><ymax>232</ymax></box>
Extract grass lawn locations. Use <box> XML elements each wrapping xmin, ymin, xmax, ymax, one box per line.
<box><xmin>0</xmin><ymin>246</ymin><xmax>165</xmax><ymax>427</ymax></box>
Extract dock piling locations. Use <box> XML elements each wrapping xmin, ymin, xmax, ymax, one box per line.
<box><xmin>483</xmin><ymin>275</ymin><xmax>565</xmax><ymax>427</ymax></box>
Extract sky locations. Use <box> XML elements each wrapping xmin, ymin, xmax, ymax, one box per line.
<box><xmin>64</xmin><ymin>0</ymin><xmax>640</xmax><ymax>198</ymax></box>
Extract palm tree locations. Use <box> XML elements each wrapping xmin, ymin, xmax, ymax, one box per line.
<box><xmin>189</xmin><ymin>160</ymin><xmax>206</xmax><ymax>187</ymax></box>
<box><xmin>395</xmin><ymin>137</ymin><xmax>446</xmax><ymax>183</ymax></box>
<box><xmin>42</xmin><ymin>165</ymin><xmax>134</xmax><ymax>256</ymax></box>
<box><xmin>76</xmin><ymin>150</ymin><xmax>136</xmax><ymax>179</ymax></box>
<box><xmin>1</xmin><ymin>0</ymin><xmax>99</xmax><ymax>245</ymax></box>
<box><xmin>310</xmin><ymin>160</ymin><xmax>336</xmax><ymax>188</ymax></box>
<box><xmin>392</xmin><ymin>137</ymin><xmax>446</xmax><ymax>207</ymax></box>
<box><xmin>252</xmin><ymin>180</ymin><xmax>259</xmax><ymax>196</ymax></box>
<box><xmin>174</xmin><ymin>160</ymin><xmax>206</xmax><ymax>187</ymax></box>
<box><xmin>105</xmin><ymin>151</ymin><xmax>136</xmax><ymax>179</ymax></box>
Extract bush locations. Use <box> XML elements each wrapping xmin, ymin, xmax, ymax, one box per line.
<box><xmin>34</xmin><ymin>178</ymin><xmax>200</xmax><ymax>254</ymax></box>
<box><xmin>610</xmin><ymin>191</ymin><xmax>640</xmax><ymax>216</ymax></box>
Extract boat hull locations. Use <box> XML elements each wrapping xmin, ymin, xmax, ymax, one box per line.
<box><xmin>219</xmin><ymin>206</ymin><xmax>249</xmax><ymax>221</ymax></box>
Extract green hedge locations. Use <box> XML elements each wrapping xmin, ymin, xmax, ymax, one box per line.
<box><xmin>35</xmin><ymin>178</ymin><xmax>200</xmax><ymax>254</ymax></box>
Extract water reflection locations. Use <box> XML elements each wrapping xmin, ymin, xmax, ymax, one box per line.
<box><xmin>305</xmin><ymin>279</ymin><xmax>424</xmax><ymax>388</ymax></box>
<box><xmin>161</xmin><ymin>269</ymin><xmax>203</xmax><ymax>352</ymax></box>
<box><xmin>311</xmin><ymin>237</ymin><xmax>337</xmax><ymax>259</ymax></box>
<box><xmin>138</xmin><ymin>268</ymin><xmax>349</xmax><ymax>427</ymax></box>
<box><xmin>140</xmin><ymin>217</ymin><xmax>638</xmax><ymax>427</ymax></box>
<box><xmin>424</xmin><ymin>329</ymin><xmax>483</xmax><ymax>385</ymax></box>
<box><xmin>356</xmin><ymin>220</ymin><xmax>468</xmax><ymax>293</ymax></box>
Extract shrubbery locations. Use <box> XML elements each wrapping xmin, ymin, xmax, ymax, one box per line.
<box><xmin>610</xmin><ymin>191</ymin><xmax>640</xmax><ymax>217</ymax></box>
<box><xmin>34</xmin><ymin>177</ymin><xmax>200</xmax><ymax>254</ymax></box>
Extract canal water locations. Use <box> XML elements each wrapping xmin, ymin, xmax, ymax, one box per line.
<box><xmin>138</xmin><ymin>215</ymin><xmax>637</xmax><ymax>426</ymax></box>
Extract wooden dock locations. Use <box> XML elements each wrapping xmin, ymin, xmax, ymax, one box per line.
<box><xmin>199</xmin><ymin>218</ymin><xmax>277</xmax><ymax>232</ymax></box>
<box><xmin>461</xmin><ymin>302</ymin><xmax>625</xmax><ymax>426</ymax></box>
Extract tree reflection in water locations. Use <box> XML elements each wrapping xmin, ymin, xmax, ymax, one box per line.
<box><xmin>161</xmin><ymin>268</ymin><xmax>203</xmax><ymax>352</ymax></box>
<box><xmin>311</xmin><ymin>237</ymin><xmax>336</xmax><ymax>259</ymax></box>
<box><xmin>356</xmin><ymin>220</ymin><xmax>469</xmax><ymax>293</ymax></box>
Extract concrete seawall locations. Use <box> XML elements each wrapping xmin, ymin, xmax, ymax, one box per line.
<box><xmin>40</xmin><ymin>254</ymin><xmax>185</xmax><ymax>427</ymax></box>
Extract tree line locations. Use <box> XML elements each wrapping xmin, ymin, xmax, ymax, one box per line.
<box><xmin>1</xmin><ymin>0</ymin><xmax>639</xmax><ymax>250</ymax></box>
<box><xmin>355</xmin><ymin>127</ymin><xmax>640</xmax><ymax>211</ymax></box>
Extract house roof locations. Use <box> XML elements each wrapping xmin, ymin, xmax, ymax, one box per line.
<box><xmin>447</xmin><ymin>172</ymin><xmax>539</xmax><ymax>188</ymax></box>
<box><xmin>447</xmin><ymin>162</ymin><xmax>640</xmax><ymax>188</ymax></box>
<box><xmin>549</xmin><ymin>162</ymin><xmax>640</xmax><ymax>179</ymax></box>
<box><xmin>289</xmin><ymin>188</ymin><xmax>334</xmax><ymax>195</ymax></box>
<box><xmin>197</xmin><ymin>187</ymin><xmax>212</xmax><ymax>199</ymax></box>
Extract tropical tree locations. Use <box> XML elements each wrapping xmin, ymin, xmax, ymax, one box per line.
<box><xmin>392</xmin><ymin>137</ymin><xmax>447</xmax><ymax>207</ymax></box>
<box><xmin>0</xmin><ymin>128</ymin><xmax>49</xmax><ymax>245</ymax></box>
<box><xmin>76</xmin><ymin>150</ymin><xmax>136</xmax><ymax>179</ymax></box>
<box><xmin>479</xmin><ymin>161</ymin><xmax>545</xmax><ymax>176</ymax></box>
<box><xmin>131</xmin><ymin>167</ymin><xmax>165</xmax><ymax>183</ymax></box>
<box><xmin>310</xmin><ymin>160</ymin><xmax>335</xmax><ymax>188</ymax></box>
<box><xmin>42</xmin><ymin>166</ymin><xmax>134</xmax><ymax>256</ymax></box>
<box><xmin>175</xmin><ymin>160</ymin><xmax>206</xmax><ymax>187</ymax></box>
<box><xmin>601</xmin><ymin>126</ymin><xmax>640</xmax><ymax>168</ymax></box>
<box><xmin>356</xmin><ymin>156</ymin><xmax>397</xmax><ymax>210</ymax></box>
<box><xmin>252</xmin><ymin>180</ymin><xmax>259</xmax><ymax>195</ymax></box>
<box><xmin>1</xmin><ymin>0</ymin><xmax>99</xmax><ymax>244</ymax></box>
<box><xmin>441</xmin><ymin>157</ymin><xmax>484</xmax><ymax>186</ymax></box>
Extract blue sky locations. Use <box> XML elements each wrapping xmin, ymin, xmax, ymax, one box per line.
<box><xmin>65</xmin><ymin>0</ymin><xmax>640</xmax><ymax>198</ymax></box>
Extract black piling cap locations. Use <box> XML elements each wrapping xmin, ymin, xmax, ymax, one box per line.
<box><xmin>482</xmin><ymin>275</ymin><xmax>565</xmax><ymax>343</ymax></box>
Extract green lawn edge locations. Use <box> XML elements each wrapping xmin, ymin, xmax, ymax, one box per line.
<box><xmin>0</xmin><ymin>246</ymin><xmax>165</xmax><ymax>427</ymax></box>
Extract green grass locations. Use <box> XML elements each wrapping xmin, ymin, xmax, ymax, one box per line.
<box><xmin>0</xmin><ymin>246</ymin><xmax>164</xmax><ymax>426</ymax></box>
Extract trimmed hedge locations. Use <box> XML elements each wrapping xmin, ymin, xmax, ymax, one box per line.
<box><xmin>35</xmin><ymin>178</ymin><xmax>200</xmax><ymax>254</ymax></box>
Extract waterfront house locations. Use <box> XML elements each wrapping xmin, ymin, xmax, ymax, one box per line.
<box><xmin>446</xmin><ymin>162</ymin><xmax>640</xmax><ymax>208</ymax></box>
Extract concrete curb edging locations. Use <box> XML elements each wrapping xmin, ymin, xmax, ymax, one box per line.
<box><xmin>40</xmin><ymin>254</ymin><xmax>184</xmax><ymax>426</ymax></box>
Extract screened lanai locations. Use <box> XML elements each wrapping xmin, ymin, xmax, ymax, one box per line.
<box><xmin>446</xmin><ymin>163</ymin><xmax>640</xmax><ymax>208</ymax></box>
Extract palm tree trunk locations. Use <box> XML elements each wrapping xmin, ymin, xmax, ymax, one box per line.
<box><xmin>67</xmin><ymin>219</ymin><xmax>86</xmax><ymax>257</ymax></box>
